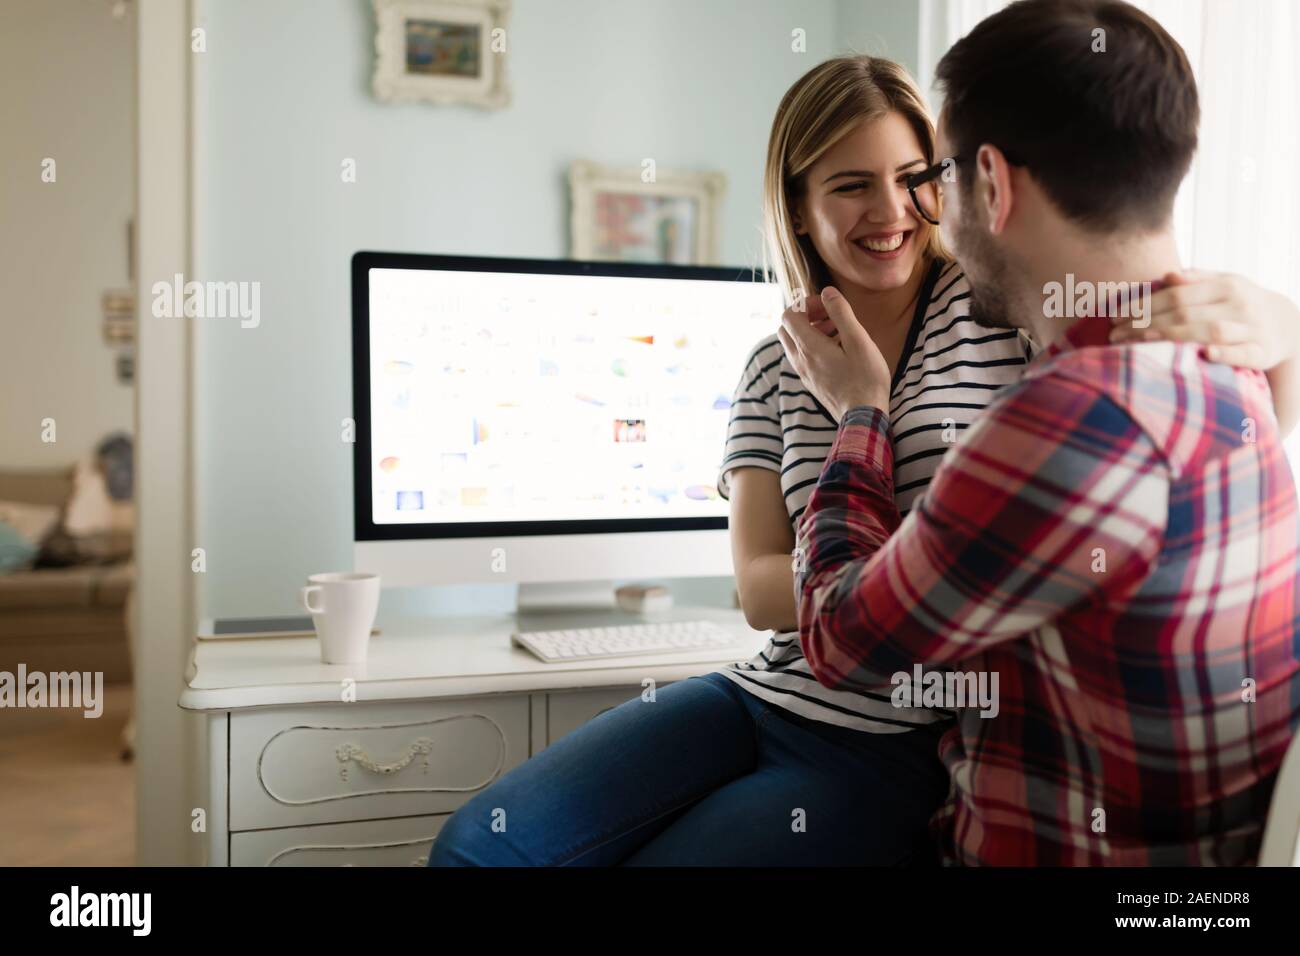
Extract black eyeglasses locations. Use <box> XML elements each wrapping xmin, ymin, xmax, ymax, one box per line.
<box><xmin>904</xmin><ymin>156</ymin><xmax>964</xmax><ymax>225</ymax></box>
<box><xmin>904</xmin><ymin>151</ymin><xmax>1026</xmax><ymax>225</ymax></box>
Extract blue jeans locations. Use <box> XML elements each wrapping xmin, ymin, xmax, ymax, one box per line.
<box><xmin>428</xmin><ymin>671</ymin><xmax>950</xmax><ymax>866</ymax></box>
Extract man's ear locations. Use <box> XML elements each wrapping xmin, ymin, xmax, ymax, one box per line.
<box><xmin>973</xmin><ymin>144</ymin><xmax>1015</xmax><ymax>235</ymax></box>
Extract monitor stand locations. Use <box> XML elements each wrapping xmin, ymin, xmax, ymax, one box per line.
<box><xmin>515</xmin><ymin>580</ymin><xmax>649</xmax><ymax>632</ymax></box>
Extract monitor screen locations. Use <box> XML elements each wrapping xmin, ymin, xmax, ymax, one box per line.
<box><xmin>354</xmin><ymin>254</ymin><xmax>783</xmax><ymax>539</ymax></box>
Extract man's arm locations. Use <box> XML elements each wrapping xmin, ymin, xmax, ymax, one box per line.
<box><xmin>794</xmin><ymin>376</ymin><xmax>1169</xmax><ymax>692</ymax></box>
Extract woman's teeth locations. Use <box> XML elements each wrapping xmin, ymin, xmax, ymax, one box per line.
<box><xmin>858</xmin><ymin>233</ymin><xmax>905</xmax><ymax>252</ymax></box>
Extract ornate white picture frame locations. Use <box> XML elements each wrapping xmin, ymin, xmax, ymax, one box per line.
<box><xmin>568</xmin><ymin>161</ymin><xmax>726</xmax><ymax>266</ymax></box>
<box><xmin>372</xmin><ymin>0</ymin><xmax>511</xmax><ymax>109</ymax></box>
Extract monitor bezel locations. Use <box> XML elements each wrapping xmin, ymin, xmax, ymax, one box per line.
<box><xmin>351</xmin><ymin>251</ymin><xmax>774</xmax><ymax>542</ymax></box>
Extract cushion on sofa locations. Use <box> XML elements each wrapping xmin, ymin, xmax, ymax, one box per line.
<box><xmin>38</xmin><ymin>457</ymin><xmax>133</xmax><ymax>566</ymax></box>
<box><xmin>0</xmin><ymin>522</ymin><xmax>38</xmax><ymax>573</ymax></box>
<box><xmin>0</xmin><ymin>500</ymin><xmax>62</xmax><ymax>573</ymax></box>
<box><xmin>39</xmin><ymin>529</ymin><xmax>133</xmax><ymax>567</ymax></box>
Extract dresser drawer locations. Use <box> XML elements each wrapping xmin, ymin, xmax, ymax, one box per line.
<box><xmin>230</xmin><ymin>814</ymin><xmax>449</xmax><ymax>867</ymax></box>
<box><xmin>229</xmin><ymin>696</ymin><xmax>529</xmax><ymax>830</ymax></box>
<box><xmin>546</xmin><ymin>686</ymin><xmax>643</xmax><ymax>745</ymax></box>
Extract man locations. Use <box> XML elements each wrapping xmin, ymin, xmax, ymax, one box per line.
<box><xmin>781</xmin><ymin>0</ymin><xmax>1300</xmax><ymax>865</ymax></box>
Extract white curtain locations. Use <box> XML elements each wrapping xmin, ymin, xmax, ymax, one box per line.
<box><xmin>919</xmin><ymin>0</ymin><xmax>1300</xmax><ymax>464</ymax></box>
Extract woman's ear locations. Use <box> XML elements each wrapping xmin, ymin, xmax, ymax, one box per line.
<box><xmin>791</xmin><ymin>199</ymin><xmax>808</xmax><ymax>236</ymax></box>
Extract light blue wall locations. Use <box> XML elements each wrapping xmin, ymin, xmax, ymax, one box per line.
<box><xmin>194</xmin><ymin>0</ymin><xmax>919</xmax><ymax>618</ymax></box>
<box><xmin>836</xmin><ymin>0</ymin><xmax>920</xmax><ymax>77</ymax></box>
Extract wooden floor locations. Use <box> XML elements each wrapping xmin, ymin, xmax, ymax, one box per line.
<box><xmin>0</xmin><ymin>682</ymin><xmax>135</xmax><ymax>866</ymax></box>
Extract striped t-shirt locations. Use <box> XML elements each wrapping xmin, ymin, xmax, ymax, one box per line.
<box><xmin>715</xmin><ymin>258</ymin><xmax>1035</xmax><ymax>733</ymax></box>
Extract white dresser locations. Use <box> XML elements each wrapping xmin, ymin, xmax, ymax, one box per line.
<box><xmin>179</xmin><ymin>608</ymin><xmax>767</xmax><ymax>866</ymax></box>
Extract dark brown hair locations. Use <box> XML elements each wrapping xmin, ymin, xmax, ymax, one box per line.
<box><xmin>935</xmin><ymin>0</ymin><xmax>1199</xmax><ymax>233</ymax></box>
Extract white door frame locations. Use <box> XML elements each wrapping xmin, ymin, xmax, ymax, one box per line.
<box><xmin>134</xmin><ymin>0</ymin><xmax>202</xmax><ymax>866</ymax></box>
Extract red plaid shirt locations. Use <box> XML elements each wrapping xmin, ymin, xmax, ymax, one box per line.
<box><xmin>795</xmin><ymin>314</ymin><xmax>1300</xmax><ymax>865</ymax></box>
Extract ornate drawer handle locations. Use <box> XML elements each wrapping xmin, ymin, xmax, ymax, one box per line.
<box><xmin>336</xmin><ymin>737</ymin><xmax>435</xmax><ymax>776</ymax></box>
<box><xmin>258</xmin><ymin>714</ymin><xmax>508</xmax><ymax>805</ymax></box>
<box><xmin>266</xmin><ymin>837</ymin><xmax>440</xmax><ymax>866</ymax></box>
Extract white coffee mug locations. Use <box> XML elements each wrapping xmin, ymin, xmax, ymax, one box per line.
<box><xmin>299</xmin><ymin>572</ymin><xmax>381</xmax><ymax>664</ymax></box>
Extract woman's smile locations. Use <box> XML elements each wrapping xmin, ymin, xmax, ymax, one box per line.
<box><xmin>853</xmin><ymin>229</ymin><xmax>913</xmax><ymax>261</ymax></box>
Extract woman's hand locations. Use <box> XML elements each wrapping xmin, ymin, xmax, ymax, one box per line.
<box><xmin>778</xmin><ymin>287</ymin><xmax>891</xmax><ymax>422</ymax></box>
<box><xmin>803</xmin><ymin>292</ymin><xmax>838</xmax><ymax>339</ymax></box>
<box><xmin>1110</xmin><ymin>270</ymin><xmax>1299</xmax><ymax>369</ymax></box>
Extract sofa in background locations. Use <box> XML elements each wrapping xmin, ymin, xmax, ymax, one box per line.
<box><xmin>0</xmin><ymin>468</ymin><xmax>133</xmax><ymax>683</ymax></box>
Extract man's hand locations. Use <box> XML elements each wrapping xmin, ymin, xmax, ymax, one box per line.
<box><xmin>778</xmin><ymin>287</ymin><xmax>892</xmax><ymax>423</ymax></box>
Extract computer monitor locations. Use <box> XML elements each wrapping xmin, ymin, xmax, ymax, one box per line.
<box><xmin>351</xmin><ymin>252</ymin><xmax>783</xmax><ymax>605</ymax></box>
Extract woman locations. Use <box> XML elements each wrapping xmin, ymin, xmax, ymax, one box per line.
<box><xmin>429</xmin><ymin>55</ymin><xmax>1300</xmax><ymax>866</ymax></box>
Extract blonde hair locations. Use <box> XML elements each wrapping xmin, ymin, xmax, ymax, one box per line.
<box><xmin>762</xmin><ymin>55</ymin><xmax>949</xmax><ymax>305</ymax></box>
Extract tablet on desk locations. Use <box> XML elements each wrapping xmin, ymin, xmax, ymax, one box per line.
<box><xmin>196</xmin><ymin>616</ymin><xmax>381</xmax><ymax>640</ymax></box>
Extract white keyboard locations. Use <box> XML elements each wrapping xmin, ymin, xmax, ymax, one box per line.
<box><xmin>512</xmin><ymin>620</ymin><xmax>741</xmax><ymax>663</ymax></box>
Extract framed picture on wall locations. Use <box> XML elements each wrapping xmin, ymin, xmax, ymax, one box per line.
<box><xmin>568</xmin><ymin>160</ymin><xmax>727</xmax><ymax>266</ymax></box>
<box><xmin>372</xmin><ymin>0</ymin><xmax>511</xmax><ymax>109</ymax></box>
